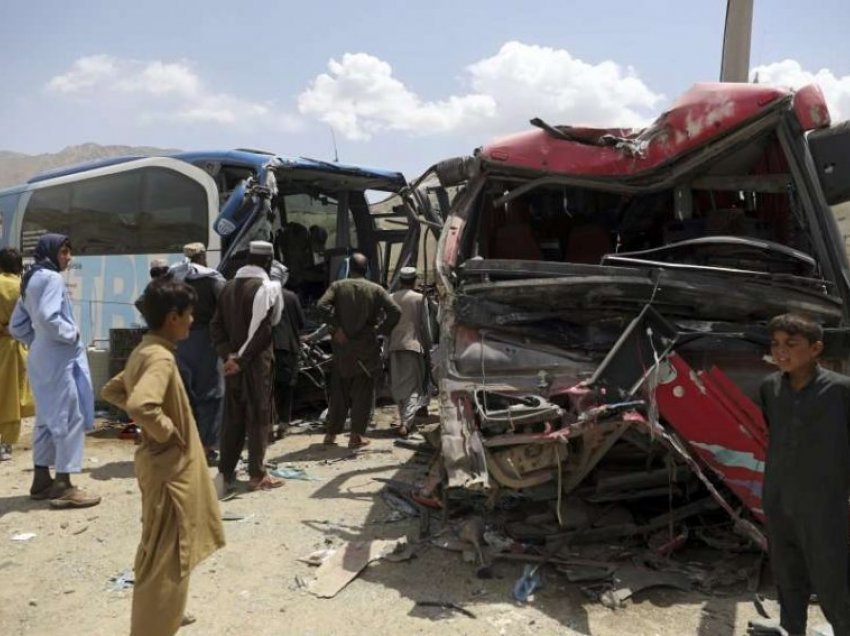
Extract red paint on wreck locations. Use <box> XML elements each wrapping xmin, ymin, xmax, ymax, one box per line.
<box><xmin>442</xmin><ymin>216</ymin><xmax>465</xmax><ymax>267</ymax></box>
<box><xmin>480</xmin><ymin>83</ymin><xmax>828</xmax><ymax>177</ymax></box>
<box><xmin>793</xmin><ymin>83</ymin><xmax>831</xmax><ymax>130</ymax></box>
<box><xmin>654</xmin><ymin>354</ymin><xmax>767</xmax><ymax>523</ymax></box>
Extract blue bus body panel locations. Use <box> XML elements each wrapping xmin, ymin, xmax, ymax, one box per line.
<box><xmin>27</xmin><ymin>156</ymin><xmax>147</xmax><ymax>183</ymax></box>
<box><xmin>175</xmin><ymin>150</ymin><xmax>407</xmax><ymax>191</ymax></box>
<box><xmin>27</xmin><ymin>149</ymin><xmax>407</xmax><ymax>191</ymax></box>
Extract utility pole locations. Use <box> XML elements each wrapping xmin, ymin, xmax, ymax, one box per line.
<box><xmin>720</xmin><ymin>0</ymin><xmax>754</xmax><ymax>82</ymax></box>
<box><xmin>329</xmin><ymin>126</ymin><xmax>340</xmax><ymax>163</ymax></box>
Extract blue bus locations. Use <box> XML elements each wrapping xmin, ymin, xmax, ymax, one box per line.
<box><xmin>0</xmin><ymin>149</ymin><xmax>422</xmax><ymax>347</ymax></box>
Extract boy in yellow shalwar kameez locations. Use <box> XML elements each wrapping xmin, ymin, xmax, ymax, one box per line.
<box><xmin>102</xmin><ymin>277</ymin><xmax>225</xmax><ymax>636</ymax></box>
<box><xmin>0</xmin><ymin>248</ymin><xmax>34</xmax><ymax>461</ymax></box>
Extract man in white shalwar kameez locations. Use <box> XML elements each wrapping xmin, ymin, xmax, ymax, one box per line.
<box><xmin>10</xmin><ymin>233</ymin><xmax>100</xmax><ymax>508</ymax></box>
<box><xmin>388</xmin><ymin>267</ymin><xmax>430</xmax><ymax>437</ymax></box>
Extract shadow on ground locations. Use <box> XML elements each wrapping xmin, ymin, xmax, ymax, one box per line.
<box><xmin>86</xmin><ymin>460</ymin><xmax>135</xmax><ymax>481</ymax></box>
<box><xmin>0</xmin><ymin>494</ymin><xmax>42</xmax><ymax>516</ymax></box>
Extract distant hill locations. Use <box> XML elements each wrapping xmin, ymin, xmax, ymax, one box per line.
<box><xmin>0</xmin><ymin>143</ymin><xmax>180</xmax><ymax>188</ymax></box>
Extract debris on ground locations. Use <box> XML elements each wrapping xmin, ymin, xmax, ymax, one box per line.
<box><xmin>380</xmin><ymin>489</ymin><xmax>419</xmax><ymax>519</ymax></box>
<box><xmin>108</xmin><ymin>569</ymin><xmax>134</xmax><ymax>591</ymax></box>
<box><xmin>414</xmin><ymin>600</ymin><xmax>477</xmax><ymax>619</ymax></box>
<box><xmin>270</xmin><ymin>466</ymin><xmax>323</xmax><ymax>481</ymax></box>
<box><xmin>11</xmin><ymin>533</ymin><xmax>36</xmax><ymax>542</ymax></box>
<box><xmin>595</xmin><ymin>564</ymin><xmax>692</xmax><ymax>609</ymax></box>
<box><xmin>512</xmin><ymin>564</ymin><xmax>543</xmax><ymax>603</ymax></box>
<box><xmin>297</xmin><ymin>548</ymin><xmax>337</xmax><ymax>566</ymax></box>
<box><xmin>308</xmin><ymin>538</ymin><xmax>412</xmax><ymax>598</ymax></box>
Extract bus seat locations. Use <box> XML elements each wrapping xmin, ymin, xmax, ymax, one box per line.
<box><xmin>491</xmin><ymin>200</ymin><xmax>542</xmax><ymax>260</ymax></box>
<box><xmin>565</xmin><ymin>224</ymin><xmax>613</xmax><ymax>264</ymax></box>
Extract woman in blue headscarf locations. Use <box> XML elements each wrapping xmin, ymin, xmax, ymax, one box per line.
<box><xmin>10</xmin><ymin>233</ymin><xmax>101</xmax><ymax>508</ymax></box>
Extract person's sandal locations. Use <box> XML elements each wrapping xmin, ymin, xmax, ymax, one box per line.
<box><xmin>412</xmin><ymin>492</ymin><xmax>443</xmax><ymax>509</ymax></box>
<box><xmin>49</xmin><ymin>486</ymin><xmax>102</xmax><ymax>509</ymax></box>
<box><xmin>397</xmin><ymin>426</ymin><xmax>409</xmax><ymax>439</ymax></box>
<box><xmin>348</xmin><ymin>437</ymin><xmax>371</xmax><ymax>449</ymax></box>
<box><xmin>248</xmin><ymin>474</ymin><xmax>284</xmax><ymax>491</ymax></box>
<box><xmin>322</xmin><ymin>434</ymin><xmax>337</xmax><ymax>446</ymax></box>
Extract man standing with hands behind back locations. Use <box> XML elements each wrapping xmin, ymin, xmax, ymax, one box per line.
<box><xmin>211</xmin><ymin>240</ymin><xmax>283</xmax><ymax>495</ymax></box>
<box><xmin>317</xmin><ymin>252</ymin><xmax>400</xmax><ymax>449</ymax></box>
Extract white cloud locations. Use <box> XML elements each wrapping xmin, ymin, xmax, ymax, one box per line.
<box><xmin>47</xmin><ymin>54</ymin><xmax>117</xmax><ymax>93</ymax></box>
<box><xmin>117</xmin><ymin>61</ymin><xmax>200</xmax><ymax>97</ymax></box>
<box><xmin>47</xmin><ymin>55</ymin><xmax>301</xmax><ymax>132</ymax></box>
<box><xmin>298</xmin><ymin>42</ymin><xmax>664</xmax><ymax>141</ymax></box>
<box><xmin>298</xmin><ymin>53</ymin><xmax>495</xmax><ymax>141</ymax></box>
<box><xmin>752</xmin><ymin>59</ymin><xmax>850</xmax><ymax>122</ymax></box>
<box><xmin>468</xmin><ymin>42</ymin><xmax>662</xmax><ymax>130</ymax></box>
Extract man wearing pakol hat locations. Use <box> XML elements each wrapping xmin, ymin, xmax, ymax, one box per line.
<box><xmin>388</xmin><ymin>267</ymin><xmax>431</xmax><ymax>437</ymax></box>
<box><xmin>317</xmin><ymin>252</ymin><xmax>401</xmax><ymax>448</ymax></box>
<box><xmin>210</xmin><ymin>241</ymin><xmax>283</xmax><ymax>494</ymax></box>
<box><xmin>170</xmin><ymin>243</ymin><xmax>226</xmax><ymax>464</ymax></box>
<box><xmin>269</xmin><ymin>260</ymin><xmax>304</xmax><ymax>440</ymax></box>
<box><xmin>149</xmin><ymin>258</ymin><xmax>170</xmax><ymax>279</ymax></box>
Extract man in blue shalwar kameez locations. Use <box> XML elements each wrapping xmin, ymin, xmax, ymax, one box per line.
<box><xmin>10</xmin><ymin>233</ymin><xmax>100</xmax><ymax>508</ymax></box>
<box><xmin>169</xmin><ymin>242</ymin><xmax>226</xmax><ymax>464</ymax></box>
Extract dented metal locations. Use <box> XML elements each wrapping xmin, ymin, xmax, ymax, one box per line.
<box><xmin>429</xmin><ymin>82</ymin><xmax>850</xmax><ymax>548</ymax></box>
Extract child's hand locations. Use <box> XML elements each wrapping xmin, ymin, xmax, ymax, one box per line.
<box><xmin>173</xmin><ymin>431</ymin><xmax>187</xmax><ymax>452</ymax></box>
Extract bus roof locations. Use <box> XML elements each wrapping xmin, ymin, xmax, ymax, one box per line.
<box><xmin>26</xmin><ymin>149</ymin><xmax>407</xmax><ymax>191</ymax></box>
<box><xmin>27</xmin><ymin>155</ymin><xmax>147</xmax><ymax>183</ymax></box>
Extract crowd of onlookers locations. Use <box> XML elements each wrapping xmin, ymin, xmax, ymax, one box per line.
<box><xmin>0</xmin><ymin>232</ymin><xmax>433</xmax><ymax>634</ymax></box>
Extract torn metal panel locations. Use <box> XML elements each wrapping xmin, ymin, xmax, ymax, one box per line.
<box><xmin>485</xmin><ymin>444</ymin><xmax>563</xmax><ymax>489</ymax></box>
<box><xmin>654</xmin><ymin>353</ymin><xmax>767</xmax><ymax>523</ymax></box>
<box><xmin>586</xmin><ymin>305</ymin><xmax>678</xmax><ymax>403</ymax></box>
<box><xmin>638</xmin><ymin>416</ymin><xmax>767</xmax><ymax>550</ymax></box>
<box><xmin>473</xmin><ymin>391</ymin><xmax>564</xmax><ymax>432</ymax></box>
<box><xmin>438</xmin><ymin>387</ymin><xmax>488</xmax><ymax>489</ymax></box>
<box><xmin>481</xmin><ymin>84</ymin><xmax>795</xmax><ymax>178</ymax></box>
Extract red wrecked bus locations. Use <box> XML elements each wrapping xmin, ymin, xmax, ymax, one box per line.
<box><xmin>424</xmin><ymin>82</ymin><xmax>850</xmax><ymax>548</ymax></box>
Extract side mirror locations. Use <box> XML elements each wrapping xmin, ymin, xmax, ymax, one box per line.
<box><xmin>808</xmin><ymin>121</ymin><xmax>850</xmax><ymax>205</ymax></box>
<box><xmin>213</xmin><ymin>180</ymin><xmax>251</xmax><ymax>236</ymax></box>
<box><xmin>434</xmin><ymin>156</ymin><xmax>478</xmax><ymax>187</ymax></box>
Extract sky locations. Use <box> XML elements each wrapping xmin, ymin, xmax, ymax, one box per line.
<box><xmin>1</xmin><ymin>0</ymin><xmax>850</xmax><ymax>179</ymax></box>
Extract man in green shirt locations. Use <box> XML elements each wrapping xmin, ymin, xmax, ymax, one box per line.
<box><xmin>317</xmin><ymin>253</ymin><xmax>400</xmax><ymax>448</ymax></box>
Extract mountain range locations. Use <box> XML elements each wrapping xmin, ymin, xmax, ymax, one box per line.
<box><xmin>0</xmin><ymin>143</ymin><xmax>179</xmax><ymax>188</ymax></box>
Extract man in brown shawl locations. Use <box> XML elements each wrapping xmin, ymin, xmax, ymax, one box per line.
<box><xmin>211</xmin><ymin>240</ymin><xmax>283</xmax><ymax>493</ymax></box>
<box><xmin>102</xmin><ymin>277</ymin><xmax>225</xmax><ymax>636</ymax></box>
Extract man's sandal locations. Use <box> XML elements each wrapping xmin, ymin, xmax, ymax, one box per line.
<box><xmin>248</xmin><ymin>474</ymin><xmax>284</xmax><ymax>491</ymax></box>
<box><xmin>348</xmin><ymin>437</ymin><xmax>371</xmax><ymax>449</ymax></box>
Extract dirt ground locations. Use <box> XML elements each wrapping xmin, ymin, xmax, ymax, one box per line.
<box><xmin>0</xmin><ymin>407</ymin><xmax>831</xmax><ymax>636</ymax></box>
